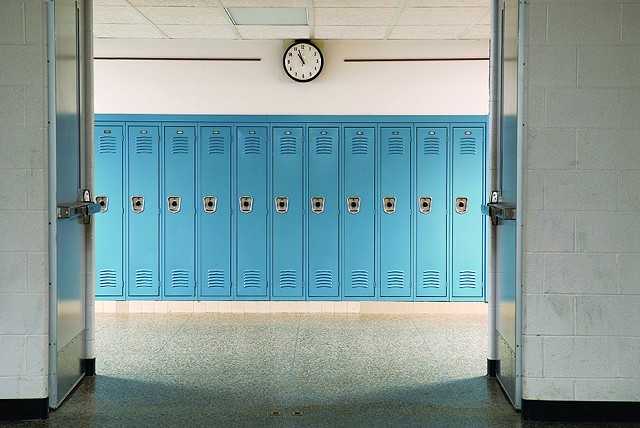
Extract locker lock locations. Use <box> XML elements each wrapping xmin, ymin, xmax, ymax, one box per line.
<box><xmin>455</xmin><ymin>197</ymin><xmax>468</xmax><ymax>214</ymax></box>
<box><xmin>239</xmin><ymin>196</ymin><xmax>253</xmax><ymax>213</ymax></box>
<box><xmin>203</xmin><ymin>196</ymin><xmax>217</xmax><ymax>213</ymax></box>
<box><xmin>311</xmin><ymin>197</ymin><xmax>325</xmax><ymax>214</ymax></box>
<box><xmin>96</xmin><ymin>196</ymin><xmax>109</xmax><ymax>213</ymax></box>
<box><xmin>419</xmin><ymin>197</ymin><xmax>432</xmax><ymax>214</ymax></box>
<box><xmin>168</xmin><ymin>196</ymin><xmax>181</xmax><ymax>213</ymax></box>
<box><xmin>275</xmin><ymin>196</ymin><xmax>289</xmax><ymax>214</ymax></box>
<box><xmin>347</xmin><ymin>197</ymin><xmax>361</xmax><ymax>214</ymax></box>
<box><xmin>383</xmin><ymin>197</ymin><xmax>396</xmax><ymax>214</ymax></box>
<box><xmin>131</xmin><ymin>196</ymin><xmax>145</xmax><ymax>213</ymax></box>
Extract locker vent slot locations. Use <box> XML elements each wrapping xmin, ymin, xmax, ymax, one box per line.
<box><xmin>351</xmin><ymin>137</ymin><xmax>369</xmax><ymax>155</ymax></box>
<box><xmin>386</xmin><ymin>270</ymin><xmax>405</xmax><ymax>288</ymax></box>
<box><xmin>134</xmin><ymin>137</ymin><xmax>153</xmax><ymax>154</ymax></box>
<box><xmin>421</xmin><ymin>270</ymin><xmax>440</xmax><ymax>288</ymax></box>
<box><xmin>314</xmin><ymin>137</ymin><xmax>333</xmax><ymax>155</ymax></box>
<box><xmin>386</xmin><ymin>138</ymin><xmax>405</xmax><ymax>155</ymax></box>
<box><xmin>314</xmin><ymin>270</ymin><xmax>333</xmax><ymax>288</ymax></box>
<box><xmin>350</xmin><ymin>270</ymin><xmax>369</xmax><ymax>288</ymax></box>
<box><xmin>98</xmin><ymin>269</ymin><xmax>117</xmax><ymax>287</ymax></box>
<box><xmin>171</xmin><ymin>137</ymin><xmax>190</xmax><ymax>155</ymax></box>
<box><xmin>134</xmin><ymin>269</ymin><xmax>153</xmax><ymax>287</ymax></box>
<box><xmin>459</xmin><ymin>138</ymin><xmax>478</xmax><ymax>155</ymax></box>
<box><xmin>423</xmin><ymin>138</ymin><xmax>441</xmax><ymax>156</ymax></box>
<box><xmin>243</xmin><ymin>137</ymin><xmax>261</xmax><ymax>155</ymax></box>
<box><xmin>279</xmin><ymin>137</ymin><xmax>297</xmax><ymax>155</ymax></box>
<box><xmin>278</xmin><ymin>270</ymin><xmax>297</xmax><ymax>288</ymax></box>
<box><xmin>242</xmin><ymin>270</ymin><xmax>261</xmax><ymax>288</ymax></box>
<box><xmin>98</xmin><ymin>136</ymin><xmax>117</xmax><ymax>154</ymax></box>
<box><xmin>171</xmin><ymin>269</ymin><xmax>189</xmax><ymax>287</ymax></box>
<box><xmin>459</xmin><ymin>270</ymin><xmax>477</xmax><ymax>288</ymax></box>
<box><xmin>207</xmin><ymin>137</ymin><xmax>226</xmax><ymax>155</ymax></box>
<box><xmin>206</xmin><ymin>270</ymin><xmax>225</xmax><ymax>288</ymax></box>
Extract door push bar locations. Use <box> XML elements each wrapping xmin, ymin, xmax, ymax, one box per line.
<box><xmin>481</xmin><ymin>191</ymin><xmax>516</xmax><ymax>225</ymax></box>
<box><xmin>57</xmin><ymin>189</ymin><xmax>103</xmax><ymax>224</ymax></box>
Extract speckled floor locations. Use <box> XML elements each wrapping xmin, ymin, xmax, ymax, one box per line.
<box><xmin>3</xmin><ymin>313</ymin><xmax>638</xmax><ymax>428</ymax></box>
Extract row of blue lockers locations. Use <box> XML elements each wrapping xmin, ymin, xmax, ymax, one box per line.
<box><xmin>94</xmin><ymin>115</ymin><xmax>486</xmax><ymax>301</ymax></box>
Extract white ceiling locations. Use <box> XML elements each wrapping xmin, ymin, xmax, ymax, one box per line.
<box><xmin>93</xmin><ymin>0</ymin><xmax>491</xmax><ymax>41</ymax></box>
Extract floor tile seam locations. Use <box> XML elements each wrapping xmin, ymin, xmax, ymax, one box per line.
<box><xmin>153</xmin><ymin>312</ymin><xmax>194</xmax><ymax>356</ymax></box>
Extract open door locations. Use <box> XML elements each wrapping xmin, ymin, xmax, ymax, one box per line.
<box><xmin>48</xmin><ymin>0</ymin><xmax>99</xmax><ymax>408</ymax></box>
<box><xmin>483</xmin><ymin>0</ymin><xmax>524</xmax><ymax>409</ymax></box>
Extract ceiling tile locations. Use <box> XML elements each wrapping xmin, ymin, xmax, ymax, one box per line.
<box><xmin>158</xmin><ymin>25</ymin><xmax>237</xmax><ymax>39</ymax></box>
<box><xmin>405</xmin><ymin>0</ymin><xmax>489</xmax><ymax>6</ymax></box>
<box><xmin>138</xmin><ymin>7</ymin><xmax>228</xmax><ymax>25</ymax></box>
<box><xmin>93</xmin><ymin>24</ymin><xmax>164</xmax><ymax>38</ymax></box>
<box><xmin>128</xmin><ymin>0</ymin><xmax>213</xmax><ymax>6</ymax></box>
<box><xmin>315</xmin><ymin>8</ymin><xmax>395</xmax><ymax>26</ymax></box>
<box><xmin>236</xmin><ymin>25</ymin><xmax>309</xmax><ymax>39</ymax></box>
<box><xmin>477</xmin><ymin>8</ymin><xmax>491</xmax><ymax>25</ymax></box>
<box><xmin>396</xmin><ymin>7</ymin><xmax>486</xmax><ymax>26</ymax></box>
<box><xmin>220</xmin><ymin>0</ymin><xmax>307</xmax><ymax>6</ymax></box>
<box><xmin>314</xmin><ymin>0</ymin><xmax>399</xmax><ymax>6</ymax></box>
<box><xmin>315</xmin><ymin>25</ymin><xmax>387</xmax><ymax>39</ymax></box>
<box><xmin>93</xmin><ymin>0</ymin><xmax>130</xmax><ymax>6</ymax></box>
<box><xmin>460</xmin><ymin>24</ymin><xmax>490</xmax><ymax>39</ymax></box>
<box><xmin>389</xmin><ymin>25</ymin><xmax>467</xmax><ymax>40</ymax></box>
<box><xmin>93</xmin><ymin>6</ymin><xmax>148</xmax><ymax>24</ymax></box>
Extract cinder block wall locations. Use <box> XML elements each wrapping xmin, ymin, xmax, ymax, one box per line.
<box><xmin>523</xmin><ymin>1</ymin><xmax>640</xmax><ymax>401</ymax></box>
<box><xmin>0</xmin><ymin>0</ymin><xmax>49</xmax><ymax>400</ymax></box>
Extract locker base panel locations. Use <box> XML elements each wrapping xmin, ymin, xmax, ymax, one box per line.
<box><xmin>95</xmin><ymin>300</ymin><xmax>488</xmax><ymax>315</ymax></box>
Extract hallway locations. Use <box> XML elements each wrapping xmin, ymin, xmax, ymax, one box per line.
<box><xmin>4</xmin><ymin>313</ymin><xmax>529</xmax><ymax>427</ymax></box>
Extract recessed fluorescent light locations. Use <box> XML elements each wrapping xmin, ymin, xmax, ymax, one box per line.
<box><xmin>225</xmin><ymin>7</ymin><xmax>308</xmax><ymax>26</ymax></box>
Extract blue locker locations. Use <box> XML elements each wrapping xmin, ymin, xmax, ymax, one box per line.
<box><xmin>307</xmin><ymin>127</ymin><xmax>340</xmax><ymax>298</ymax></box>
<box><xmin>415</xmin><ymin>127</ymin><xmax>448</xmax><ymax>298</ymax></box>
<box><xmin>127</xmin><ymin>125</ymin><xmax>160</xmax><ymax>297</ymax></box>
<box><xmin>379</xmin><ymin>127</ymin><xmax>411</xmax><ymax>298</ymax></box>
<box><xmin>271</xmin><ymin>127</ymin><xmax>304</xmax><ymax>298</ymax></box>
<box><xmin>452</xmin><ymin>127</ymin><xmax>484</xmax><ymax>298</ymax></box>
<box><xmin>236</xmin><ymin>126</ymin><xmax>268</xmax><ymax>298</ymax></box>
<box><xmin>94</xmin><ymin>125</ymin><xmax>124</xmax><ymax>298</ymax></box>
<box><xmin>163</xmin><ymin>126</ymin><xmax>196</xmax><ymax>298</ymax></box>
<box><xmin>343</xmin><ymin>127</ymin><xmax>375</xmax><ymax>298</ymax></box>
<box><xmin>199</xmin><ymin>126</ymin><xmax>232</xmax><ymax>298</ymax></box>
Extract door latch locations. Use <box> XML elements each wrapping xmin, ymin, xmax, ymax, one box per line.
<box><xmin>96</xmin><ymin>196</ymin><xmax>109</xmax><ymax>213</ymax></box>
<box><xmin>131</xmin><ymin>196</ymin><xmax>145</xmax><ymax>213</ymax></box>
<box><xmin>419</xmin><ymin>196</ymin><xmax>432</xmax><ymax>214</ymax></box>
<box><xmin>455</xmin><ymin>197</ymin><xmax>468</xmax><ymax>214</ymax></box>
<box><xmin>311</xmin><ymin>197</ymin><xmax>325</xmax><ymax>214</ymax></box>
<box><xmin>239</xmin><ymin>196</ymin><xmax>253</xmax><ymax>213</ymax></box>
<box><xmin>275</xmin><ymin>196</ymin><xmax>289</xmax><ymax>214</ymax></box>
<box><xmin>168</xmin><ymin>196</ymin><xmax>181</xmax><ymax>213</ymax></box>
<box><xmin>347</xmin><ymin>197</ymin><xmax>361</xmax><ymax>214</ymax></box>
<box><xmin>383</xmin><ymin>197</ymin><xmax>396</xmax><ymax>214</ymax></box>
<box><xmin>203</xmin><ymin>196</ymin><xmax>217</xmax><ymax>213</ymax></box>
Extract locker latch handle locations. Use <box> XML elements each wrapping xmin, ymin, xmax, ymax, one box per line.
<box><xmin>455</xmin><ymin>197</ymin><xmax>468</xmax><ymax>214</ymax></box>
<box><xmin>131</xmin><ymin>196</ymin><xmax>145</xmax><ymax>213</ymax></box>
<box><xmin>347</xmin><ymin>197</ymin><xmax>360</xmax><ymax>214</ymax></box>
<box><xmin>311</xmin><ymin>197</ymin><xmax>325</xmax><ymax>214</ymax></box>
<box><xmin>168</xmin><ymin>196</ymin><xmax>181</xmax><ymax>213</ymax></box>
<box><xmin>203</xmin><ymin>196</ymin><xmax>217</xmax><ymax>213</ymax></box>
<box><xmin>96</xmin><ymin>196</ymin><xmax>109</xmax><ymax>213</ymax></box>
<box><xmin>419</xmin><ymin>196</ymin><xmax>432</xmax><ymax>214</ymax></box>
<box><xmin>275</xmin><ymin>196</ymin><xmax>289</xmax><ymax>214</ymax></box>
<box><xmin>239</xmin><ymin>196</ymin><xmax>253</xmax><ymax>213</ymax></box>
<box><xmin>383</xmin><ymin>197</ymin><xmax>396</xmax><ymax>214</ymax></box>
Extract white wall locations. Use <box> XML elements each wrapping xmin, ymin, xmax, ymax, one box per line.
<box><xmin>0</xmin><ymin>0</ymin><xmax>49</xmax><ymax>400</ymax></box>
<box><xmin>523</xmin><ymin>1</ymin><xmax>640</xmax><ymax>402</ymax></box>
<box><xmin>94</xmin><ymin>39</ymin><xmax>489</xmax><ymax>115</ymax></box>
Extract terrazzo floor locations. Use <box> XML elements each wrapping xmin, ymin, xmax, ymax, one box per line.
<box><xmin>3</xmin><ymin>313</ymin><xmax>638</xmax><ymax>427</ymax></box>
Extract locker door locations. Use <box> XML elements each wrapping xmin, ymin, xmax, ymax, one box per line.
<box><xmin>95</xmin><ymin>125</ymin><xmax>124</xmax><ymax>298</ymax></box>
<box><xmin>416</xmin><ymin>127</ymin><xmax>448</xmax><ymax>298</ymax></box>
<box><xmin>379</xmin><ymin>127</ymin><xmax>411</xmax><ymax>298</ymax></box>
<box><xmin>199</xmin><ymin>126</ymin><xmax>231</xmax><ymax>298</ymax></box>
<box><xmin>343</xmin><ymin>127</ymin><xmax>375</xmax><ymax>298</ymax></box>
<box><xmin>127</xmin><ymin>125</ymin><xmax>160</xmax><ymax>297</ymax></box>
<box><xmin>163</xmin><ymin>126</ymin><xmax>196</xmax><ymax>298</ymax></box>
<box><xmin>308</xmin><ymin>127</ymin><xmax>339</xmax><ymax>298</ymax></box>
<box><xmin>272</xmin><ymin>127</ymin><xmax>304</xmax><ymax>298</ymax></box>
<box><xmin>452</xmin><ymin>127</ymin><xmax>484</xmax><ymax>298</ymax></box>
<box><xmin>236</xmin><ymin>126</ymin><xmax>268</xmax><ymax>298</ymax></box>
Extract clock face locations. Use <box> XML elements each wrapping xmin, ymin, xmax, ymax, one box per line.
<box><xmin>283</xmin><ymin>41</ymin><xmax>323</xmax><ymax>82</ymax></box>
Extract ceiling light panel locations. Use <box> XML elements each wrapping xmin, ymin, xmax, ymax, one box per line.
<box><xmin>227</xmin><ymin>7</ymin><xmax>308</xmax><ymax>25</ymax></box>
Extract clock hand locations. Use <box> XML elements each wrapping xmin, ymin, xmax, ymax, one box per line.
<box><xmin>297</xmin><ymin>51</ymin><xmax>305</xmax><ymax>65</ymax></box>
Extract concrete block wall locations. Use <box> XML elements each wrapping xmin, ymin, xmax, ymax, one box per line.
<box><xmin>0</xmin><ymin>0</ymin><xmax>49</xmax><ymax>400</ymax></box>
<box><xmin>523</xmin><ymin>1</ymin><xmax>640</xmax><ymax>401</ymax></box>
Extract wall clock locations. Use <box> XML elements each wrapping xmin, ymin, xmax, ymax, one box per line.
<box><xmin>283</xmin><ymin>40</ymin><xmax>323</xmax><ymax>83</ymax></box>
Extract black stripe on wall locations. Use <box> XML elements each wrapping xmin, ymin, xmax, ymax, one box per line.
<box><xmin>522</xmin><ymin>400</ymin><xmax>640</xmax><ymax>422</ymax></box>
<box><xmin>0</xmin><ymin>398</ymin><xmax>48</xmax><ymax>420</ymax></box>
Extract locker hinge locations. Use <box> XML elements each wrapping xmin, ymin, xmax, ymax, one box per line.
<box><xmin>230</xmin><ymin>208</ymin><xmax>233</xmax><ymax>215</ymax></box>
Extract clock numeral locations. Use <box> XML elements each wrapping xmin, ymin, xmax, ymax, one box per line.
<box><xmin>287</xmin><ymin>59</ymin><xmax>290</xmax><ymax>64</ymax></box>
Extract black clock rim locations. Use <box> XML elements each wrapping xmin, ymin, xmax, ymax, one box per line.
<box><xmin>282</xmin><ymin>41</ymin><xmax>324</xmax><ymax>83</ymax></box>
